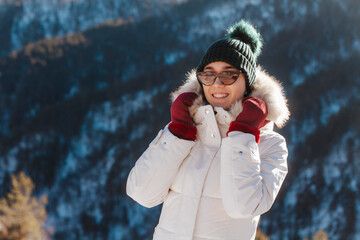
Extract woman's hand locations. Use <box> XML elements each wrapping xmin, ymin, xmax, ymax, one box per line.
<box><xmin>227</xmin><ymin>97</ymin><xmax>269</xmax><ymax>143</ymax></box>
<box><xmin>168</xmin><ymin>92</ymin><xmax>198</xmax><ymax>141</ymax></box>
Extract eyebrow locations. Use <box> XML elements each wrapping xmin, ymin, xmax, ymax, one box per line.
<box><xmin>204</xmin><ymin>66</ymin><xmax>236</xmax><ymax>70</ymax></box>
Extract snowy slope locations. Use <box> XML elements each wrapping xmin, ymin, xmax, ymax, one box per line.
<box><xmin>0</xmin><ymin>0</ymin><xmax>188</xmax><ymax>57</ymax></box>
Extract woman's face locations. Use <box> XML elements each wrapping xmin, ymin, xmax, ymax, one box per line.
<box><xmin>202</xmin><ymin>62</ymin><xmax>246</xmax><ymax>110</ymax></box>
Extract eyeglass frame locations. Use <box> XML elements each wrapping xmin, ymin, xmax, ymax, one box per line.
<box><xmin>196</xmin><ymin>70</ymin><xmax>243</xmax><ymax>86</ymax></box>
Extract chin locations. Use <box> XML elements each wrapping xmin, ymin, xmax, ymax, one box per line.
<box><xmin>210</xmin><ymin>102</ymin><xmax>230</xmax><ymax>109</ymax></box>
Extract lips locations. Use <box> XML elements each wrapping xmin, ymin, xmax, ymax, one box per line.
<box><xmin>212</xmin><ymin>93</ymin><xmax>229</xmax><ymax>98</ymax></box>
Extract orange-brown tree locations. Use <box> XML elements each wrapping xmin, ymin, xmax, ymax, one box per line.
<box><xmin>0</xmin><ymin>172</ymin><xmax>51</xmax><ymax>240</ymax></box>
<box><xmin>255</xmin><ymin>228</ymin><xmax>270</xmax><ymax>240</ymax></box>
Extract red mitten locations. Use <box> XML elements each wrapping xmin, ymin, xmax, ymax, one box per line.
<box><xmin>227</xmin><ymin>97</ymin><xmax>269</xmax><ymax>143</ymax></box>
<box><xmin>168</xmin><ymin>92</ymin><xmax>198</xmax><ymax>141</ymax></box>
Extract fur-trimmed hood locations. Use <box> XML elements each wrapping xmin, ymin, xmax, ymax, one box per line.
<box><xmin>171</xmin><ymin>66</ymin><xmax>290</xmax><ymax>128</ymax></box>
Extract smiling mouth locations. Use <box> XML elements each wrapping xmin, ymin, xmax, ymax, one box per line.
<box><xmin>212</xmin><ymin>93</ymin><xmax>229</xmax><ymax>98</ymax></box>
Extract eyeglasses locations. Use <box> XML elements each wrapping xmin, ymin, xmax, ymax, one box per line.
<box><xmin>196</xmin><ymin>71</ymin><xmax>242</xmax><ymax>86</ymax></box>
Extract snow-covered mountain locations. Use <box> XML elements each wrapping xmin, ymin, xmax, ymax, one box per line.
<box><xmin>0</xmin><ymin>0</ymin><xmax>188</xmax><ymax>57</ymax></box>
<box><xmin>0</xmin><ymin>0</ymin><xmax>359</xmax><ymax>239</ymax></box>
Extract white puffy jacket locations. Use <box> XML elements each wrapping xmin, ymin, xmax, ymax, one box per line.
<box><xmin>127</xmin><ymin>67</ymin><xmax>290</xmax><ymax>240</ymax></box>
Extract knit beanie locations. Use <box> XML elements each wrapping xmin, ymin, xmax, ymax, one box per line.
<box><xmin>196</xmin><ymin>20</ymin><xmax>263</xmax><ymax>94</ymax></box>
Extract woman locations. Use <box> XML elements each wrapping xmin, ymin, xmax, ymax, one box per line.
<box><xmin>126</xmin><ymin>20</ymin><xmax>290</xmax><ymax>240</ymax></box>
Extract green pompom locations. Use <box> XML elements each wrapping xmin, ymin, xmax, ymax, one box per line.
<box><xmin>226</xmin><ymin>20</ymin><xmax>263</xmax><ymax>59</ymax></box>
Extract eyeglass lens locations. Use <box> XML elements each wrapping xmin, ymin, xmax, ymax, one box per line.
<box><xmin>198</xmin><ymin>72</ymin><xmax>240</xmax><ymax>86</ymax></box>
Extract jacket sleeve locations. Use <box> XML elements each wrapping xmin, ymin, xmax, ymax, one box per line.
<box><xmin>220</xmin><ymin>131</ymin><xmax>288</xmax><ymax>218</ymax></box>
<box><xmin>126</xmin><ymin>126</ymin><xmax>195</xmax><ymax>208</ymax></box>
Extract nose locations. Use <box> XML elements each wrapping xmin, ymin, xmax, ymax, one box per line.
<box><xmin>213</xmin><ymin>77</ymin><xmax>224</xmax><ymax>86</ymax></box>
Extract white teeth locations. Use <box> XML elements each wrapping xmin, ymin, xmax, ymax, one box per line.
<box><xmin>213</xmin><ymin>94</ymin><xmax>228</xmax><ymax>98</ymax></box>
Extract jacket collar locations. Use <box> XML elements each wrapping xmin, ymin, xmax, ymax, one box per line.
<box><xmin>170</xmin><ymin>66</ymin><xmax>290</xmax><ymax>129</ymax></box>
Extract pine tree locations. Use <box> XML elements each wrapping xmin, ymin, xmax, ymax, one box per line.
<box><xmin>255</xmin><ymin>228</ymin><xmax>270</xmax><ymax>240</ymax></box>
<box><xmin>304</xmin><ymin>230</ymin><xmax>330</xmax><ymax>240</ymax></box>
<box><xmin>0</xmin><ymin>172</ymin><xmax>51</xmax><ymax>240</ymax></box>
<box><xmin>312</xmin><ymin>230</ymin><xmax>329</xmax><ymax>240</ymax></box>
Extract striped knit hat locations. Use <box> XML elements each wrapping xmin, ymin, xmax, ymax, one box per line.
<box><xmin>196</xmin><ymin>20</ymin><xmax>263</xmax><ymax>94</ymax></box>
